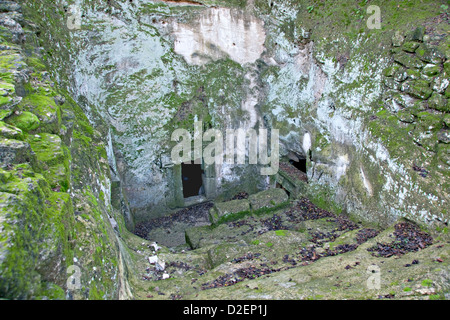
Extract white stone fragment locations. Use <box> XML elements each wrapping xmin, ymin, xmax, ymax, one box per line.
<box><xmin>156</xmin><ymin>260</ymin><xmax>166</xmax><ymax>271</ymax></box>
<box><xmin>151</xmin><ymin>242</ymin><xmax>161</xmax><ymax>252</ymax></box>
<box><xmin>148</xmin><ymin>255</ymin><xmax>158</xmax><ymax>264</ymax></box>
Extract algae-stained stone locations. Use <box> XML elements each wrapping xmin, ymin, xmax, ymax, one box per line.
<box><xmin>185</xmin><ymin>225</ymin><xmax>219</xmax><ymax>249</ymax></box>
<box><xmin>412</xmin><ymin>131</ymin><xmax>437</xmax><ymax>151</ymax></box>
<box><xmin>422</xmin><ymin>64</ymin><xmax>441</xmax><ymax>77</ymax></box>
<box><xmin>444</xmin><ymin>60</ymin><xmax>450</xmax><ymax>74</ymax></box>
<box><xmin>406</xmin><ymin>68</ymin><xmax>421</xmax><ymax>80</ymax></box>
<box><xmin>28</xmin><ymin>133</ymin><xmax>65</xmax><ymax>167</ymax></box>
<box><xmin>209</xmin><ymin>199</ymin><xmax>250</xmax><ymax>224</ymax></box>
<box><xmin>432</xmin><ymin>74</ymin><xmax>449</xmax><ymax>94</ymax></box>
<box><xmin>392</xmin><ymin>30</ymin><xmax>405</xmax><ymax>47</ymax></box>
<box><xmin>0</xmin><ymin>1</ymin><xmax>21</xmax><ymax>12</ymax></box>
<box><xmin>0</xmin><ymin>121</ymin><xmax>23</xmax><ymax>140</ymax></box>
<box><xmin>428</xmin><ymin>92</ymin><xmax>449</xmax><ymax>112</ymax></box>
<box><xmin>401</xmin><ymin>79</ymin><xmax>433</xmax><ymax>100</ymax></box>
<box><xmin>437</xmin><ymin>130</ymin><xmax>450</xmax><ymax>144</ymax></box>
<box><xmin>396</xmin><ymin>109</ymin><xmax>415</xmax><ymax>123</ymax></box>
<box><xmin>409</xmin><ymin>26</ymin><xmax>425</xmax><ymax>42</ymax></box>
<box><xmin>444</xmin><ymin>114</ymin><xmax>450</xmax><ymax>127</ymax></box>
<box><xmin>393</xmin><ymin>67</ymin><xmax>408</xmax><ymax>82</ymax></box>
<box><xmin>402</xmin><ymin>41</ymin><xmax>419</xmax><ymax>53</ymax></box>
<box><xmin>437</xmin><ymin>143</ymin><xmax>450</xmax><ymax>166</ymax></box>
<box><xmin>445</xmin><ymin>84</ymin><xmax>450</xmax><ymax>99</ymax></box>
<box><xmin>394</xmin><ymin>52</ymin><xmax>426</xmax><ymax>69</ymax></box>
<box><xmin>383</xmin><ymin>77</ymin><xmax>400</xmax><ymax>90</ymax></box>
<box><xmin>382</xmin><ymin>65</ymin><xmax>400</xmax><ymax>77</ymax></box>
<box><xmin>21</xmin><ymin>94</ymin><xmax>61</xmax><ymax>134</ymax></box>
<box><xmin>417</xmin><ymin>111</ymin><xmax>444</xmax><ymax>132</ymax></box>
<box><xmin>0</xmin><ymin>137</ymin><xmax>35</xmax><ymax>166</ymax></box>
<box><xmin>6</xmin><ymin>111</ymin><xmax>40</xmax><ymax>132</ymax></box>
<box><xmin>409</xmin><ymin>100</ymin><xmax>428</xmax><ymax>116</ymax></box>
<box><xmin>416</xmin><ymin>44</ymin><xmax>444</xmax><ymax>64</ymax></box>
<box><xmin>248</xmin><ymin>188</ymin><xmax>288</xmax><ymax>211</ymax></box>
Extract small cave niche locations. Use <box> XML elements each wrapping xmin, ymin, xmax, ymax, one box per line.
<box><xmin>289</xmin><ymin>158</ymin><xmax>307</xmax><ymax>174</ymax></box>
<box><xmin>182</xmin><ymin>161</ymin><xmax>204</xmax><ymax>198</ymax></box>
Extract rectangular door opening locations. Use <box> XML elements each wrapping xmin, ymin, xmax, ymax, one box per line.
<box><xmin>182</xmin><ymin>161</ymin><xmax>204</xmax><ymax>198</ymax></box>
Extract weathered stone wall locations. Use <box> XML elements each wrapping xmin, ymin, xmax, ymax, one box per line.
<box><xmin>255</xmin><ymin>0</ymin><xmax>449</xmax><ymax>230</ymax></box>
<box><xmin>0</xmin><ymin>1</ymin><xmax>133</xmax><ymax>299</ymax></box>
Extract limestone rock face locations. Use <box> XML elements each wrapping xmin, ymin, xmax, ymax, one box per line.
<box><xmin>16</xmin><ymin>0</ymin><xmax>448</xmax><ymax>230</ymax></box>
<box><xmin>172</xmin><ymin>7</ymin><xmax>266</xmax><ymax>66</ymax></box>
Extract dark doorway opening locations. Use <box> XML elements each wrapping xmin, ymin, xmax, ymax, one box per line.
<box><xmin>182</xmin><ymin>161</ymin><xmax>204</xmax><ymax>198</ymax></box>
<box><xmin>289</xmin><ymin>158</ymin><xmax>307</xmax><ymax>174</ymax></box>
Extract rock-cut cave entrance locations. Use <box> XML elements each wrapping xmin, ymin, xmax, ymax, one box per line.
<box><xmin>289</xmin><ymin>158</ymin><xmax>307</xmax><ymax>174</ymax></box>
<box><xmin>182</xmin><ymin>161</ymin><xmax>204</xmax><ymax>198</ymax></box>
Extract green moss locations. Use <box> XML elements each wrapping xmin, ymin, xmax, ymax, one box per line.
<box><xmin>19</xmin><ymin>94</ymin><xmax>61</xmax><ymax>134</ymax></box>
<box><xmin>72</xmin><ymin>129</ymin><xmax>92</xmax><ymax>146</ymax></box>
<box><xmin>5</xmin><ymin>111</ymin><xmax>40</xmax><ymax>132</ymax></box>
<box><xmin>0</xmin><ymin>121</ymin><xmax>24</xmax><ymax>140</ymax></box>
<box><xmin>0</xmin><ymin>162</ymin><xmax>73</xmax><ymax>299</ymax></box>
<box><xmin>306</xmin><ymin>184</ymin><xmax>343</xmax><ymax>215</ymax></box>
<box><xmin>275</xmin><ymin>230</ymin><xmax>287</xmax><ymax>236</ymax></box>
<box><xmin>0</xmin><ymin>95</ymin><xmax>11</xmax><ymax>107</ymax></box>
<box><xmin>421</xmin><ymin>279</ymin><xmax>433</xmax><ymax>287</ymax></box>
<box><xmin>26</xmin><ymin>57</ymin><xmax>47</xmax><ymax>72</ymax></box>
<box><xmin>214</xmin><ymin>209</ymin><xmax>252</xmax><ymax>226</ymax></box>
<box><xmin>27</xmin><ymin>133</ymin><xmax>65</xmax><ymax>166</ymax></box>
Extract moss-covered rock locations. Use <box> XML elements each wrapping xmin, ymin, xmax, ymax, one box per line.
<box><xmin>401</xmin><ymin>79</ymin><xmax>433</xmax><ymax>99</ymax></box>
<box><xmin>0</xmin><ymin>3</ymin><xmax>133</xmax><ymax>299</ymax></box>
<box><xmin>19</xmin><ymin>94</ymin><xmax>61</xmax><ymax>134</ymax></box>
<box><xmin>394</xmin><ymin>52</ymin><xmax>426</xmax><ymax>69</ymax></box>
<box><xmin>248</xmin><ymin>188</ymin><xmax>289</xmax><ymax>212</ymax></box>
<box><xmin>422</xmin><ymin>64</ymin><xmax>442</xmax><ymax>77</ymax></box>
<box><xmin>0</xmin><ymin>121</ymin><xmax>23</xmax><ymax>140</ymax></box>
<box><xmin>5</xmin><ymin>111</ymin><xmax>40</xmax><ymax>133</ymax></box>
<box><xmin>209</xmin><ymin>199</ymin><xmax>251</xmax><ymax>225</ymax></box>
<box><xmin>402</xmin><ymin>41</ymin><xmax>420</xmax><ymax>53</ymax></box>
<box><xmin>428</xmin><ymin>92</ymin><xmax>449</xmax><ymax>112</ymax></box>
<box><xmin>0</xmin><ymin>137</ymin><xmax>35</xmax><ymax>167</ymax></box>
<box><xmin>8</xmin><ymin>0</ymin><xmax>449</xmax><ymax>301</ymax></box>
